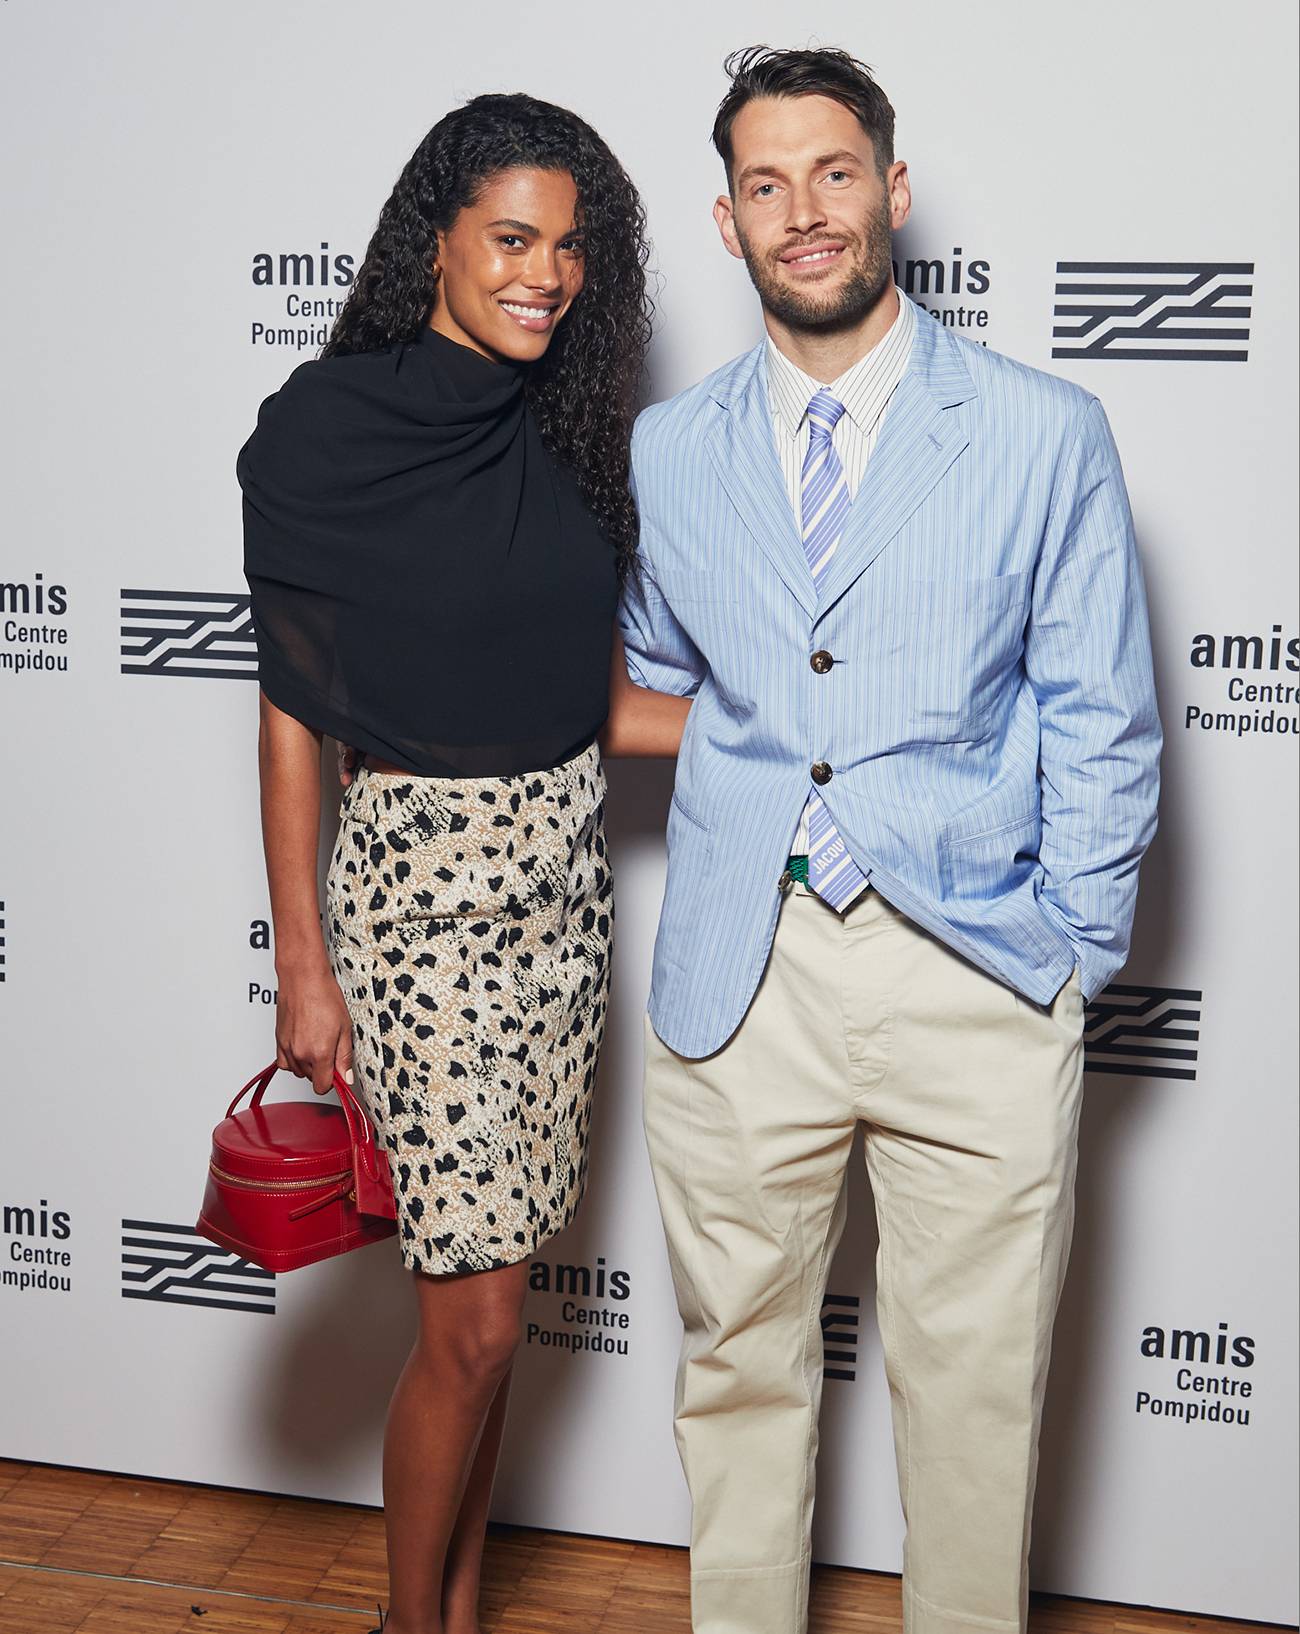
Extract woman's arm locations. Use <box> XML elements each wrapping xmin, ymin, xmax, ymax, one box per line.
<box><xmin>258</xmin><ymin>690</ymin><xmax>353</xmax><ymax>1095</ymax></box>
<box><xmin>599</xmin><ymin>627</ymin><xmax>693</xmax><ymax>758</ymax></box>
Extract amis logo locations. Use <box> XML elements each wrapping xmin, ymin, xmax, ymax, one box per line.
<box><xmin>1141</xmin><ymin>1321</ymin><xmax>1254</xmax><ymax>1369</ymax></box>
<box><xmin>892</xmin><ymin>245</ymin><xmax>991</xmax><ymax>339</ymax></box>
<box><xmin>2</xmin><ymin>574</ymin><xmax>70</xmax><ymax>677</ymax></box>
<box><xmin>528</xmin><ymin>1256</ymin><xmax>630</xmax><ymax>1300</ymax></box>
<box><xmin>1135</xmin><ymin>1320</ymin><xmax>1257</xmax><ymax>1430</ymax></box>
<box><xmin>250</xmin><ymin>242</ymin><xmax>354</xmax><ymax>351</ymax></box>
<box><xmin>249</xmin><ymin>917</ymin><xmax>277</xmax><ymax>1008</ymax></box>
<box><xmin>251</xmin><ymin>242</ymin><xmax>355</xmax><ymax>288</ymax></box>
<box><xmin>1</xmin><ymin>575</ymin><xmax>67</xmax><ymax>618</ymax></box>
<box><xmin>3</xmin><ymin>1197</ymin><xmax>71</xmax><ymax>1241</ymax></box>
<box><xmin>1052</xmin><ymin>261</ymin><xmax>1254</xmax><ymax>361</ymax></box>
<box><xmin>1185</xmin><ymin>623</ymin><xmax>1299</xmax><ymax>740</ymax></box>
<box><xmin>1189</xmin><ymin>625</ymin><xmax>1299</xmax><ymax>674</ymax></box>
<box><xmin>526</xmin><ymin>1256</ymin><xmax>632</xmax><ymax>1358</ymax></box>
<box><xmin>2</xmin><ymin>1197</ymin><xmax>73</xmax><ymax>1295</ymax></box>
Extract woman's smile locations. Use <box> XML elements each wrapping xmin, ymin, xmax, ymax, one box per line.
<box><xmin>497</xmin><ymin>296</ymin><xmax>561</xmax><ymax>332</ymax></box>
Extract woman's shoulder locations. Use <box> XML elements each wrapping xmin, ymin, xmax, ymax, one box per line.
<box><xmin>270</xmin><ymin>345</ymin><xmax>403</xmax><ymax>422</ymax></box>
<box><xmin>239</xmin><ymin>347</ymin><xmax>402</xmax><ymax>487</ymax></box>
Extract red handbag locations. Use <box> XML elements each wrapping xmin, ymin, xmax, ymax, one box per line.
<box><xmin>196</xmin><ymin>1063</ymin><xmax>398</xmax><ymax>1272</ymax></box>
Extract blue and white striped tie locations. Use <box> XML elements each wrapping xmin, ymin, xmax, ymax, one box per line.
<box><xmin>800</xmin><ymin>390</ymin><xmax>869</xmax><ymax>909</ymax></box>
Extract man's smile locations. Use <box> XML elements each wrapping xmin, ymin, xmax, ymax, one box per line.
<box><xmin>778</xmin><ymin>240</ymin><xmax>848</xmax><ymax>273</ymax></box>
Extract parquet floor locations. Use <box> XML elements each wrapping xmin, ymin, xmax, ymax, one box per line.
<box><xmin>0</xmin><ymin>1460</ymin><xmax>1282</xmax><ymax>1634</ymax></box>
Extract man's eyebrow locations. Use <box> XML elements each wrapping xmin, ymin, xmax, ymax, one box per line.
<box><xmin>735</xmin><ymin>163</ymin><xmax>785</xmax><ymax>189</ymax></box>
<box><xmin>735</xmin><ymin>150</ymin><xmax>864</xmax><ymax>189</ymax></box>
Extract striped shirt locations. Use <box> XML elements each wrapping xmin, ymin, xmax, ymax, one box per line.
<box><xmin>765</xmin><ymin>289</ymin><xmax>917</xmax><ymax>866</ymax></box>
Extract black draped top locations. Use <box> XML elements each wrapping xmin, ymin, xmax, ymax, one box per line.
<box><xmin>237</xmin><ymin>327</ymin><xmax>618</xmax><ymax>777</ymax></box>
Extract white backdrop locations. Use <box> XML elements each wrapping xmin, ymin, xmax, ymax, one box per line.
<box><xmin>1</xmin><ymin>1</ymin><xmax>1297</xmax><ymax>1624</ymax></box>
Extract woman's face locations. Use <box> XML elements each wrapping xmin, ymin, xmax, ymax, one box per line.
<box><xmin>429</xmin><ymin>167</ymin><xmax>585</xmax><ymax>364</ymax></box>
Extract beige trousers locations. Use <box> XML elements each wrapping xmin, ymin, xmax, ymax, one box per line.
<box><xmin>642</xmin><ymin>884</ymin><xmax>1085</xmax><ymax>1634</ymax></box>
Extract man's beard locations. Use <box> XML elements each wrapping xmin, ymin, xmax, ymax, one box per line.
<box><xmin>735</xmin><ymin>195</ymin><xmax>894</xmax><ymax>333</ymax></box>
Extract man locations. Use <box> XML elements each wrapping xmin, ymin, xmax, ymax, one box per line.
<box><xmin>619</xmin><ymin>44</ymin><xmax>1161</xmax><ymax>1634</ymax></box>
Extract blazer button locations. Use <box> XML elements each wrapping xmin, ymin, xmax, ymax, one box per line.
<box><xmin>811</xmin><ymin>761</ymin><xmax>833</xmax><ymax>785</ymax></box>
<box><xmin>810</xmin><ymin>650</ymin><xmax>834</xmax><ymax>673</ymax></box>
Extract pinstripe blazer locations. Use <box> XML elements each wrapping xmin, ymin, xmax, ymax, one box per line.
<box><xmin>620</xmin><ymin>298</ymin><xmax>1161</xmax><ymax>1060</ymax></box>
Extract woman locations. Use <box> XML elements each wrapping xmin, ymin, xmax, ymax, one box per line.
<box><xmin>238</xmin><ymin>94</ymin><xmax>687</xmax><ymax>1634</ymax></box>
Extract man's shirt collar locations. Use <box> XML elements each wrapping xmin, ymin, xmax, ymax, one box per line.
<box><xmin>765</xmin><ymin>287</ymin><xmax>916</xmax><ymax>441</ymax></box>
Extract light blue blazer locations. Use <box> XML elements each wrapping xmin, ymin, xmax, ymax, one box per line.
<box><xmin>620</xmin><ymin>298</ymin><xmax>1161</xmax><ymax>1060</ymax></box>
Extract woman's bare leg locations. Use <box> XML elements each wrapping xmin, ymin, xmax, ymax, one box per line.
<box><xmin>440</xmin><ymin>1369</ymin><xmax>514</xmax><ymax>1634</ymax></box>
<box><xmin>379</xmin><ymin>1259</ymin><xmax>529</xmax><ymax>1634</ymax></box>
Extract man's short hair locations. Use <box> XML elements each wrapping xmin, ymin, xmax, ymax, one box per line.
<box><xmin>712</xmin><ymin>44</ymin><xmax>896</xmax><ymax>189</ymax></box>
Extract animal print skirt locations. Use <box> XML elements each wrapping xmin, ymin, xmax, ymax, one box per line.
<box><xmin>325</xmin><ymin>742</ymin><xmax>613</xmax><ymax>1276</ymax></box>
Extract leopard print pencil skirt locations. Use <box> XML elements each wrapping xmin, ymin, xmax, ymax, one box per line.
<box><xmin>325</xmin><ymin>741</ymin><xmax>613</xmax><ymax>1276</ymax></box>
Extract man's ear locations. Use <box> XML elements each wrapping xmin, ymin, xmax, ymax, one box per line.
<box><xmin>713</xmin><ymin>193</ymin><xmax>745</xmax><ymax>261</ymax></box>
<box><xmin>887</xmin><ymin>160</ymin><xmax>911</xmax><ymax>233</ymax></box>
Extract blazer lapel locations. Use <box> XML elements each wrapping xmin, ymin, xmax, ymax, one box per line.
<box><xmin>705</xmin><ymin>348</ymin><xmax>817</xmax><ymax>618</ymax></box>
<box><xmin>814</xmin><ymin>312</ymin><xmax>976</xmax><ymax>621</ymax></box>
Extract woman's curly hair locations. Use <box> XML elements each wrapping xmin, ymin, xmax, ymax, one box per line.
<box><xmin>322</xmin><ymin>93</ymin><xmax>652</xmax><ymax>571</ymax></box>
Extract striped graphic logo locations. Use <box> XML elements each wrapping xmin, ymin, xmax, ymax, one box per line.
<box><xmin>120</xmin><ymin>589</ymin><xmax>257</xmax><ymax>680</ymax></box>
<box><xmin>121</xmin><ymin>1219</ymin><xmax>276</xmax><ymax>1313</ymax></box>
<box><xmin>1052</xmin><ymin>262</ymin><xmax>1253</xmax><ymax>361</ymax></box>
<box><xmin>1084</xmin><ymin>985</ymin><xmax>1203</xmax><ymax>1081</ymax></box>
<box><xmin>822</xmin><ymin>1292</ymin><xmax>861</xmax><ymax>1383</ymax></box>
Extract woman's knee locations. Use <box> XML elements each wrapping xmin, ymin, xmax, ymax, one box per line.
<box><xmin>414</xmin><ymin>1271</ymin><xmax>525</xmax><ymax>1385</ymax></box>
<box><xmin>457</xmin><ymin>1301</ymin><xmax>523</xmax><ymax>1381</ymax></box>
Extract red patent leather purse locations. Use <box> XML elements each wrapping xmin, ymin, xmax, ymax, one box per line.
<box><xmin>196</xmin><ymin>1063</ymin><xmax>398</xmax><ymax>1272</ymax></box>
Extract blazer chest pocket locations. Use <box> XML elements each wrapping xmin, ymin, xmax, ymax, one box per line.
<box><xmin>895</xmin><ymin>571</ymin><xmax>1031</xmax><ymax>742</ymax></box>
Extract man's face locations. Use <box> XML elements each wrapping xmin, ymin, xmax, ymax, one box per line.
<box><xmin>714</xmin><ymin>93</ymin><xmax>910</xmax><ymax>332</ymax></box>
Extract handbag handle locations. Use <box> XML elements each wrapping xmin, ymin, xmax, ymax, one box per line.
<box><xmin>220</xmin><ymin>1063</ymin><xmax>396</xmax><ymax>1223</ymax></box>
<box><xmin>225</xmin><ymin>1062</ymin><xmax>385</xmax><ymax>1182</ymax></box>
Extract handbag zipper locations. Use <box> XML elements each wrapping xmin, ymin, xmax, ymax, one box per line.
<box><xmin>209</xmin><ymin>1161</ymin><xmax>352</xmax><ymax>1192</ymax></box>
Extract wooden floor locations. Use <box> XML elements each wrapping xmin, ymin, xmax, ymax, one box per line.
<box><xmin>0</xmin><ymin>1460</ymin><xmax>1281</xmax><ymax>1634</ymax></box>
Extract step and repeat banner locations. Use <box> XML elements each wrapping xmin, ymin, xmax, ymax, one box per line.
<box><xmin>1</xmin><ymin>1</ymin><xmax>1296</xmax><ymax>1625</ymax></box>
